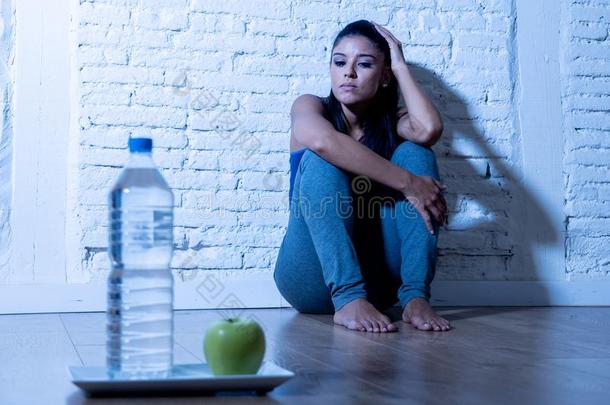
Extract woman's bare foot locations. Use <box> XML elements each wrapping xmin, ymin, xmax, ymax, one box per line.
<box><xmin>333</xmin><ymin>298</ymin><xmax>398</xmax><ymax>333</ymax></box>
<box><xmin>402</xmin><ymin>297</ymin><xmax>451</xmax><ymax>331</ymax></box>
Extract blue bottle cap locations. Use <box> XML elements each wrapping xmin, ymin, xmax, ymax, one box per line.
<box><xmin>128</xmin><ymin>137</ymin><xmax>153</xmax><ymax>152</ymax></box>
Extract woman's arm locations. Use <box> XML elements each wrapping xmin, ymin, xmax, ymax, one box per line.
<box><xmin>394</xmin><ymin>65</ymin><xmax>443</xmax><ymax>147</ymax></box>
<box><xmin>317</xmin><ymin>127</ymin><xmax>413</xmax><ymax>192</ymax></box>
<box><xmin>373</xmin><ymin>22</ymin><xmax>443</xmax><ymax>147</ymax></box>
<box><xmin>291</xmin><ymin>95</ymin><xmax>447</xmax><ymax>232</ymax></box>
<box><xmin>291</xmin><ymin>94</ymin><xmax>413</xmax><ymax>192</ymax></box>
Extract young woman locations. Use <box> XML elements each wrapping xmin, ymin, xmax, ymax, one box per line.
<box><xmin>273</xmin><ymin>20</ymin><xmax>451</xmax><ymax>333</ymax></box>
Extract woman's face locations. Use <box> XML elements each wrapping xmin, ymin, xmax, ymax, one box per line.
<box><xmin>330</xmin><ymin>35</ymin><xmax>390</xmax><ymax>107</ymax></box>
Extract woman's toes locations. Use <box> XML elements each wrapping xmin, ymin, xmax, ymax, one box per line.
<box><xmin>368</xmin><ymin>320</ymin><xmax>379</xmax><ymax>332</ymax></box>
<box><xmin>355</xmin><ymin>321</ymin><xmax>366</xmax><ymax>332</ymax></box>
<box><xmin>348</xmin><ymin>320</ymin><xmax>365</xmax><ymax>331</ymax></box>
<box><xmin>380</xmin><ymin>320</ymin><xmax>394</xmax><ymax>332</ymax></box>
<box><xmin>362</xmin><ymin>320</ymin><xmax>373</xmax><ymax>332</ymax></box>
<box><xmin>415</xmin><ymin>319</ymin><xmax>432</xmax><ymax>330</ymax></box>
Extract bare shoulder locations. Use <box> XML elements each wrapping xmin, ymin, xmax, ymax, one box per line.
<box><xmin>289</xmin><ymin>94</ymin><xmax>329</xmax><ymax>152</ymax></box>
<box><xmin>291</xmin><ymin>94</ymin><xmax>325</xmax><ymax>115</ymax></box>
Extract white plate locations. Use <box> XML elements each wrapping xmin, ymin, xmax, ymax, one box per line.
<box><xmin>68</xmin><ymin>361</ymin><xmax>295</xmax><ymax>397</ymax></box>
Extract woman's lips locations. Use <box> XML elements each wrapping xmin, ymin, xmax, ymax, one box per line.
<box><xmin>340</xmin><ymin>84</ymin><xmax>357</xmax><ymax>91</ymax></box>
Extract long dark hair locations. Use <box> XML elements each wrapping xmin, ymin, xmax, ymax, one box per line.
<box><xmin>322</xmin><ymin>19</ymin><xmax>402</xmax><ymax>161</ymax></box>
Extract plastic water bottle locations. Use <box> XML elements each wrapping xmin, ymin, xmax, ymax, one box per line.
<box><xmin>107</xmin><ymin>137</ymin><xmax>175</xmax><ymax>379</ymax></box>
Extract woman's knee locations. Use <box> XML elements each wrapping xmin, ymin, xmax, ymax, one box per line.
<box><xmin>300</xmin><ymin>149</ymin><xmax>350</xmax><ymax>184</ymax></box>
<box><xmin>390</xmin><ymin>140</ymin><xmax>439</xmax><ymax>178</ymax></box>
<box><xmin>298</xmin><ymin>149</ymin><xmax>354</xmax><ymax>209</ymax></box>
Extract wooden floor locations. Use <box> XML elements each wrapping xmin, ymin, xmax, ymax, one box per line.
<box><xmin>1</xmin><ymin>306</ymin><xmax>609</xmax><ymax>404</ymax></box>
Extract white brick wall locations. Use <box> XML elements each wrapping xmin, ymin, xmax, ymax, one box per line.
<box><xmin>73</xmin><ymin>0</ymin><xmax>525</xmax><ymax>281</ymax></box>
<box><xmin>0</xmin><ymin>0</ymin><xmax>603</xmax><ymax>292</ymax></box>
<box><xmin>563</xmin><ymin>0</ymin><xmax>610</xmax><ymax>279</ymax></box>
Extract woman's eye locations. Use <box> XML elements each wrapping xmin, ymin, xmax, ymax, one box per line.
<box><xmin>333</xmin><ymin>61</ymin><xmax>372</xmax><ymax>68</ymax></box>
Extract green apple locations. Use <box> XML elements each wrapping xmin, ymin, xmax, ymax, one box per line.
<box><xmin>203</xmin><ymin>317</ymin><xmax>266</xmax><ymax>375</ymax></box>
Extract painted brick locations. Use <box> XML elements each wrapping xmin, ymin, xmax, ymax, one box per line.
<box><xmin>66</xmin><ymin>0</ymin><xmax>608</xmax><ymax>281</ymax></box>
<box><xmin>132</xmin><ymin>9</ymin><xmax>189</xmax><ymax>31</ymax></box>
<box><xmin>80</xmin><ymin>3</ymin><xmax>130</xmax><ymax>26</ymax></box>
<box><xmin>81</xmin><ymin>83</ymin><xmax>132</xmax><ymax>105</ymax></box>
<box><xmin>80</xmin><ymin>66</ymin><xmax>165</xmax><ymax>85</ymax></box>
<box><xmin>189</xmin><ymin>0</ymin><xmax>290</xmax><ymax>20</ymax></box>
<box><xmin>83</xmin><ymin>105</ymin><xmax>186</xmax><ymax>128</ymax></box>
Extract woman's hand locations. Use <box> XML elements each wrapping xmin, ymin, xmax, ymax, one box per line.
<box><xmin>400</xmin><ymin>173</ymin><xmax>448</xmax><ymax>234</ymax></box>
<box><xmin>372</xmin><ymin>21</ymin><xmax>408</xmax><ymax>74</ymax></box>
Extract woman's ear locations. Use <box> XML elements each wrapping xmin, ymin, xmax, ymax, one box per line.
<box><xmin>381</xmin><ymin>67</ymin><xmax>392</xmax><ymax>87</ymax></box>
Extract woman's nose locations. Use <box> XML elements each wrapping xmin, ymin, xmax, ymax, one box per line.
<box><xmin>344</xmin><ymin>68</ymin><xmax>356</xmax><ymax>78</ymax></box>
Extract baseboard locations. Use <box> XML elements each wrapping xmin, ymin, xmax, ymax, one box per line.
<box><xmin>1</xmin><ymin>276</ymin><xmax>608</xmax><ymax>314</ymax></box>
<box><xmin>429</xmin><ymin>281</ymin><xmax>610</xmax><ymax>306</ymax></box>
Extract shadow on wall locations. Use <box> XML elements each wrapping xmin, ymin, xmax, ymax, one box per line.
<box><xmin>409</xmin><ymin>64</ymin><xmax>557</xmax><ymax>304</ymax></box>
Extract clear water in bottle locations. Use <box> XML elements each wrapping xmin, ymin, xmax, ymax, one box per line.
<box><xmin>107</xmin><ymin>137</ymin><xmax>175</xmax><ymax>379</ymax></box>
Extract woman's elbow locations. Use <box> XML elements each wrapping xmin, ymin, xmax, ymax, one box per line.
<box><xmin>418</xmin><ymin>124</ymin><xmax>443</xmax><ymax>147</ymax></box>
<box><xmin>309</xmin><ymin>134</ymin><xmax>330</xmax><ymax>154</ymax></box>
